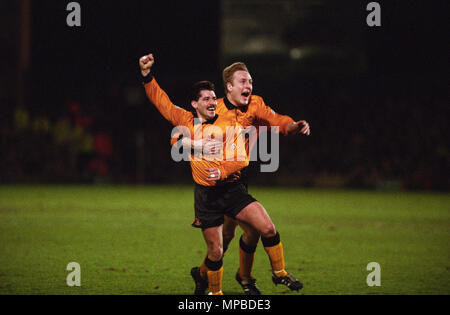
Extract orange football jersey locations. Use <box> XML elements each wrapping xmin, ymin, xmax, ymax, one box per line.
<box><xmin>144</xmin><ymin>77</ymin><xmax>249</xmax><ymax>186</ymax></box>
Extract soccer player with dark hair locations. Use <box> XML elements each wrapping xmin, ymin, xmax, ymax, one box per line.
<box><xmin>140</xmin><ymin>54</ymin><xmax>257</xmax><ymax>295</ymax></box>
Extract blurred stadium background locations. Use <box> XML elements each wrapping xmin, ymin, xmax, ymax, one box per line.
<box><xmin>1</xmin><ymin>0</ymin><xmax>447</xmax><ymax>190</ymax></box>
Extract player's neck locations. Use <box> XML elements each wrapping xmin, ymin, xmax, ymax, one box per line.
<box><xmin>225</xmin><ymin>95</ymin><xmax>238</xmax><ymax>107</ymax></box>
<box><xmin>195</xmin><ymin>111</ymin><xmax>215</xmax><ymax>123</ymax></box>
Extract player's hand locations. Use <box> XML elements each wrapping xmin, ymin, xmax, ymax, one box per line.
<box><xmin>202</xmin><ymin>138</ymin><xmax>221</xmax><ymax>155</ymax></box>
<box><xmin>193</xmin><ymin>137</ymin><xmax>221</xmax><ymax>155</ymax></box>
<box><xmin>205</xmin><ymin>168</ymin><xmax>221</xmax><ymax>181</ymax></box>
<box><xmin>139</xmin><ymin>53</ymin><xmax>154</xmax><ymax>77</ymax></box>
<box><xmin>287</xmin><ymin>120</ymin><xmax>310</xmax><ymax>136</ymax></box>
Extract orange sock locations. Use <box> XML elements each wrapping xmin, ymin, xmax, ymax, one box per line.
<box><xmin>264</xmin><ymin>242</ymin><xmax>287</xmax><ymax>277</ymax></box>
<box><xmin>207</xmin><ymin>267</ymin><xmax>223</xmax><ymax>294</ymax></box>
<box><xmin>205</xmin><ymin>257</ymin><xmax>223</xmax><ymax>294</ymax></box>
<box><xmin>200</xmin><ymin>253</ymin><xmax>225</xmax><ymax>280</ymax></box>
<box><xmin>262</xmin><ymin>232</ymin><xmax>287</xmax><ymax>277</ymax></box>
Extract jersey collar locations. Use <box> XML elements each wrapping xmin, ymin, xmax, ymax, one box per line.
<box><xmin>193</xmin><ymin>112</ymin><xmax>219</xmax><ymax>125</ymax></box>
<box><xmin>224</xmin><ymin>96</ymin><xmax>249</xmax><ymax>113</ymax></box>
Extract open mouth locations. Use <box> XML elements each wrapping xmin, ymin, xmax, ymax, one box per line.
<box><xmin>206</xmin><ymin>106</ymin><xmax>216</xmax><ymax>113</ymax></box>
<box><xmin>241</xmin><ymin>92</ymin><xmax>250</xmax><ymax>97</ymax></box>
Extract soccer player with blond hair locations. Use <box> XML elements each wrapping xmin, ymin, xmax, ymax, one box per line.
<box><xmin>177</xmin><ymin>61</ymin><xmax>310</xmax><ymax>295</ymax></box>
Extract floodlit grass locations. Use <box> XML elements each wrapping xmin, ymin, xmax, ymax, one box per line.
<box><xmin>0</xmin><ymin>185</ymin><xmax>448</xmax><ymax>295</ymax></box>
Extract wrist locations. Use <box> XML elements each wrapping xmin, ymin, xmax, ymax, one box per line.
<box><xmin>217</xmin><ymin>166</ymin><xmax>225</xmax><ymax>180</ymax></box>
<box><xmin>142</xmin><ymin>71</ymin><xmax>153</xmax><ymax>84</ymax></box>
<box><xmin>217</xmin><ymin>168</ymin><xmax>222</xmax><ymax>180</ymax></box>
<box><xmin>287</xmin><ymin>122</ymin><xmax>297</xmax><ymax>135</ymax></box>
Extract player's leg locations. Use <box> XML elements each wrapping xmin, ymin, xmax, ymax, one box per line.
<box><xmin>194</xmin><ymin>216</ymin><xmax>239</xmax><ymax>295</ymax></box>
<box><xmin>222</xmin><ymin>216</ymin><xmax>261</xmax><ymax>295</ymax></box>
<box><xmin>235</xmin><ymin>220</ymin><xmax>261</xmax><ymax>295</ymax></box>
<box><xmin>222</xmin><ymin>215</ymin><xmax>238</xmax><ymax>254</ymax></box>
<box><xmin>235</xmin><ymin>201</ymin><xmax>303</xmax><ymax>291</ymax></box>
<box><xmin>234</xmin><ymin>201</ymin><xmax>283</xmax><ymax>274</ymax></box>
<box><xmin>237</xmin><ymin>220</ymin><xmax>259</xmax><ymax>279</ymax></box>
<box><xmin>191</xmin><ymin>183</ymin><xmax>226</xmax><ymax>295</ymax></box>
<box><xmin>202</xmin><ymin>225</ymin><xmax>224</xmax><ymax>295</ymax></box>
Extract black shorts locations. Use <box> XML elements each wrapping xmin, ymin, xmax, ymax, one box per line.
<box><xmin>193</xmin><ymin>180</ymin><xmax>257</xmax><ymax>230</ymax></box>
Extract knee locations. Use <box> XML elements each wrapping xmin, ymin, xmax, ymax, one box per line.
<box><xmin>208</xmin><ymin>243</ymin><xmax>223</xmax><ymax>261</ymax></box>
<box><xmin>260</xmin><ymin>223</ymin><xmax>276</xmax><ymax>239</ymax></box>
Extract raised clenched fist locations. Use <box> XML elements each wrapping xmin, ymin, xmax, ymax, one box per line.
<box><xmin>139</xmin><ymin>53</ymin><xmax>154</xmax><ymax>77</ymax></box>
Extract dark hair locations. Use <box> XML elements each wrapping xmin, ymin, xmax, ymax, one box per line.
<box><xmin>189</xmin><ymin>81</ymin><xmax>215</xmax><ymax>102</ymax></box>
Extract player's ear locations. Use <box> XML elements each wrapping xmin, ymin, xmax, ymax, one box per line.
<box><xmin>226</xmin><ymin>82</ymin><xmax>233</xmax><ymax>93</ymax></box>
<box><xmin>191</xmin><ymin>100</ymin><xmax>198</xmax><ymax>110</ymax></box>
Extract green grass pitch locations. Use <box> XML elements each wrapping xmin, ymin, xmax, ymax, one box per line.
<box><xmin>0</xmin><ymin>185</ymin><xmax>448</xmax><ymax>295</ymax></box>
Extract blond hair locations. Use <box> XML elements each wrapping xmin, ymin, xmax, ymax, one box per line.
<box><xmin>222</xmin><ymin>62</ymin><xmax>249</xmax><ymax>93</ymax></box>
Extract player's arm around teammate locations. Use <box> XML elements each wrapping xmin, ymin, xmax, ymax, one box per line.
<box><xmin>216</xmin><ymin>62</ymin><xmax>310</xmax><ymax>291</ymax></box>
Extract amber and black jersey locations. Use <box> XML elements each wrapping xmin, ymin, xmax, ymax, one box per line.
<box><xmin>143</xmin><ymin>76</ymin><xmax>249</xmax><ymax>186</ymax></box>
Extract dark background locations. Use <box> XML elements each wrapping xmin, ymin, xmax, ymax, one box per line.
<box><xmin>1</xmin><ymin>0</ymin><xmax>448</xmax><ymax>190</ymax></box>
